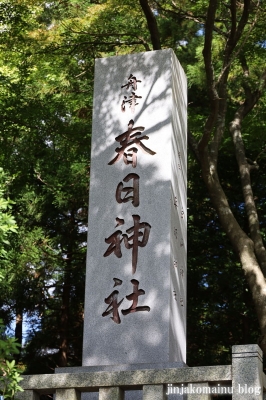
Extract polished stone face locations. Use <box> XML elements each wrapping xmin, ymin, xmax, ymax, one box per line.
<box><xmin>82</xmin><ymin>49</ymin><xmax>187</xmax><ymax>368</ymax></box>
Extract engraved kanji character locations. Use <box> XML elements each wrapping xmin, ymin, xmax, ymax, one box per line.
<box><xmin>121</xmin><ymin>92</ymin><xmax>142</xmax><ymax>113</ymax></box>
<box><xmin>116</xmin><ymin>173</ymin><xmax>139</xmax><ymax>207</ymax></box>
<box><xmin>102</xmin><ymin>290</ymin><xmax>124</xmax><ymax>324</ymax></box>
<box><xmin>104</xmin><ymin>215</ymin><xmax>151</xmax><ymax>274</ymax></box>
<box><xmin>121</xmin><ymin>74</ymin><xmax>141</xmax><ymax>91</ymax></box>
<box><xmin>108</xmin><ymin>120</ymin><xmax>156</xmax><ymax>168</ymax></box>
<box><xmin>123</xmin><ymin>215</ymin><xmax>151</xmax><ymax>274</ymax></box>
<box><xmin>122</xmin><ymin>279</ymin><xmax>150</xmax><ymax>315</ymax></box>
<box><xmin>103</xmin><ymin>218</ymin><xmax>124</xmax><ymax>258</ymax></box>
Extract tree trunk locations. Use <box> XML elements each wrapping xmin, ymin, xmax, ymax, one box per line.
<box><xmin>199</xmin><ymin>147</ymin><xmax>266</xmax><ymax>354</ymax></box>
<box><xmin>14</xmin><ymin>309</ymin><xmax>22</xmax><ymax>363</ymax></box>
<box><xmin>58</xmin><ymin>275</ymin><xmax>70</xmax><ymax>367</ymax></box>
<box><xmin>138</xmin><ymin>0</ymin><xmax>161</xmax><ymax>50</ymax></box>
<box><xmin>58</xmin><ymin>211</ymin><xmax>75</xmax><ymax>367</ymax></box>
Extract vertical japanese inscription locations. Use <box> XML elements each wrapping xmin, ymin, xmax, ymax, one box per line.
<box><xmin>121</xmin><ymin>74</ymin><xmax>142</xmax><ymax>113</ymax></box>
<box><xmin>103</xmin><ymin>73</ymin><xmax>154</xmax><ymax>324</ymax></box>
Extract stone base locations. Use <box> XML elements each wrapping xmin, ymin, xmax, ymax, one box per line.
<box><xmin>55</xmin><ymin>363</ymin><xmax>187</xmax><ymax>400</ymax></box>
<box><xmin>80</xmin><ymin>390</ymin><xmax>186</xmax><ymax>400</ymax></box>
<box><xmin>55</xmin><ymin>361</ymin><xmax>186</xmax><ymax>374</ymax></box>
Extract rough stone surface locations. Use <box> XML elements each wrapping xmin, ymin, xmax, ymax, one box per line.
<box><xmin>17</xmin><ymin>345</ymin><xmax>266</xmax><ymax>400</ymax></box>
<box><xmin>20</xmin><ymin>365</ymin><xmax>232</xmax><ymax>390</ymax></box>
<box><xmin>19</xmin><ymin>364</ymin><xmax>233</xmax><ymax>400</ymax></box>
<box><xmin>232</xmin><ymin>344</ymin><xmax>263</xmax><ymax>399</ymax></box>
<box><xmin>55</xmin><ymin>362</ymin><xmax>185</xmax><ymax>374</ymax></box>
<box><xmin>99</xmin><ymin>387</ymin><xmax>123</xmax><ymax>400</ymax></box>
<box><xmin>232</xmin><ymin>344</ymin><xmax>263</xmax><ymax>358</ymax></box>
<box><xmin>186</xmin><ymin>383</ymin><xmax>212</xmax><ymax>399</ymax></box>
<box><xmin>143</xmin><ymin>384</ymin><xmax>166</xmax><ymax>400</ymax></box>
<box><xmin>83</xmin><ymin>48</ymin><xmax>187</xmax><ymax>368</ymax></box>
<box><xmin>57</xmin><ymin>362</ymin><xmax>186</xmax><ymax>400</ymax></box>
<box><xmin>16</xmin><ymin>391</ymin><xmax>40</xmax><ymax>400</ymax></box>
<box><xmin>56</xmin><ymin>388</ymin><xmax>81</xmax><ymax>400</ymax></box>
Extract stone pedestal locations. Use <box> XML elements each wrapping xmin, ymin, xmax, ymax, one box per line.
<box><xmin>82</xmin><ymin>49</ymin><xmax>187</xmax><ymax>369</ymax></box>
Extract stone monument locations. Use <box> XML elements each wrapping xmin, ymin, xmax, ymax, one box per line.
<box><xmin>56</xmin><ymin>49</ymin><xmax>187</xmax><ymax>400</ymax></box>
<box><xmin>83</xmin><ymin>49</ymin><xmax>187</xmax><ymax>368</ymax></box>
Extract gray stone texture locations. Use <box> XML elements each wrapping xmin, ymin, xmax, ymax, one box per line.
<box><xmin>186</xmin><ymin>383</ymin><xmax>211</xmax><ymax>400</ymax></box>
<box><xmin>16</xmin><ymin>345</ymin><xmax>266</xmax><ymax>399</ymax></box>
<box><xmin>55</xmin><ymin>388</ymin><xmax>81</xmax><ymax>400</ymax></box>
<box><xmin>143</xmin><ymin>384</ymin><xmax>166</xmax><ymax>400</ymax></box>
<box><xmin>83</xmin><ymin>49</ymin><xmax>187</xmax><ymax>368</ymax></box>
<box><xmin>99</xmin><ymin>387</ymin><xmax>123</xmax><ymax>400</ymax></box>
<box><xmin>20</xmin><ymin>365</ymin><xmax>232</xmax><ymax>391</ymax></box>
<box><xmin>18</xmin><ymin>363</ymin><xmax>233</xmax><ymax>400</ymax></box>
<box><xmin>55</xmin><ymin>362</ymin><xmax>185</xmax><ymax>374</ymax></box>
<box><xmin>57</xmin><ymin>362</ymin><xmax>185</xmax><ymax>400</ymax></box>
<box><xmin>232</xmin><ymin>344</ymin><xmax>263</xmax><ymax>399</ymax></box>
<box><xmin>16</xmin><ymin>391</ymin><xmax>40</xmax><ymax>400</ymax></box>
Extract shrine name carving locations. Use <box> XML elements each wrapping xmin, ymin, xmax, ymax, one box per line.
<box><xmin>102</xmin><ymin>73</ymin><xmax>154</xmax><ymax>324</ymax></box>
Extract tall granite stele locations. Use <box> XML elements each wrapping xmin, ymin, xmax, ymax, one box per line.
<box><xmin>83</xmin><ymin>49</ymin><xmax>187</xmax><ymax>368</ymax></box>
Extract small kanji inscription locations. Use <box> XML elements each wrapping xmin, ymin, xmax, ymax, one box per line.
<box><xmin>121</xmin><ymin>93</ymin><xmax>142</xmax><ymax>113</ymax></box>
<box><xmin>121</xmin><ymin>74</ymin><xmax>142</xmax><ymax>113</ymax></box>
<box><xmin>121</xmin><ymin>74</ymin><xmax>141</xmax><ymax>91</ymax></box>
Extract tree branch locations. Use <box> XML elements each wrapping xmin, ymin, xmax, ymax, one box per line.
<box><xmin>218</xmin><ymin>1</ymin><xmax>259</xmax><ymax>86</ymax></box>
<box><xmin>139</xmin><ymin>0</ymin><xmax>161</xmax><ymax>50</ymax></box>
<box><xmin>234</xmin><ymin>0</ymin><xmax>250</xmax><ymax>43</ymax></box>
<box><xmin>200</xmin><ymin>142</ymin><xmax>266</xmax><ymax>354</ymax></box>
<box><xmin>229</xmin><ymin>69</ymin><xmax>266</xmax><ymax>275</ymax></box>
<box><xmin>198</xmin><ymin>0</ymin><xmax>220</xmax><ymax>154</ymax></box>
